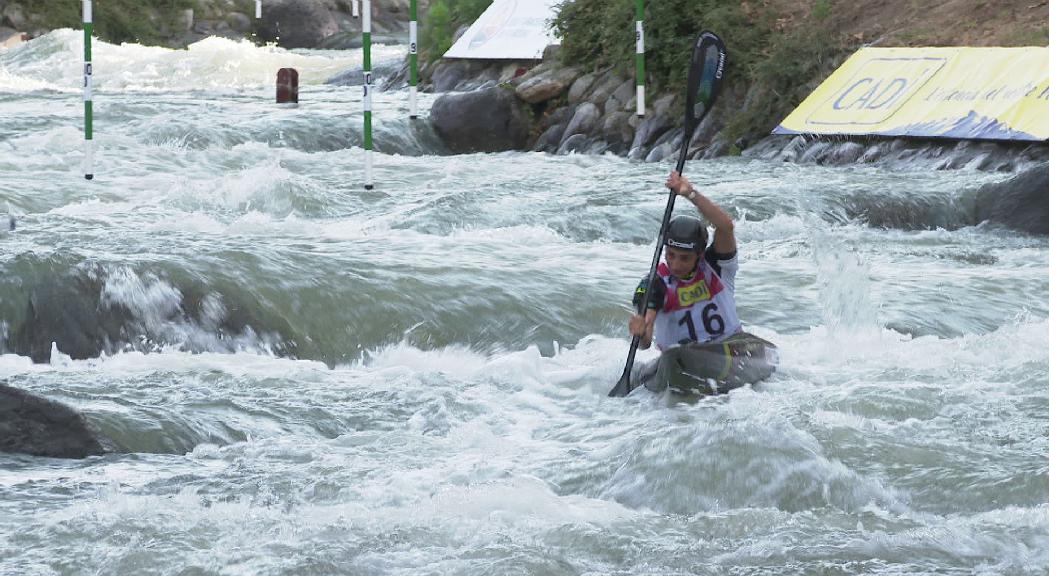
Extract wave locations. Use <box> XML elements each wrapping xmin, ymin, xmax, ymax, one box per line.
<box><xmin>0</xmin><ymin>30</ymin><xmax>403</xmax><ymax>93</ymax></box>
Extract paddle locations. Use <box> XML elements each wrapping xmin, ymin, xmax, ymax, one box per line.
<box><xmin>608</xmin><ymin>31</ymin><xmax>727</xmax><ymax>398</ymax></box>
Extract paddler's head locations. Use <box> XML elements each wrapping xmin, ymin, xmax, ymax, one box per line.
<box><xmin>663</xmin><ymin>215</ymin><xmax>707</xmax><ymax>277</ymax></box>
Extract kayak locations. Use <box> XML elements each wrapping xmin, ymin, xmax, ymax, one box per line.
<box><xmin>631</xmin><ymin>332</ymin><xmax>778</xmax><ymax>396</ymax></box>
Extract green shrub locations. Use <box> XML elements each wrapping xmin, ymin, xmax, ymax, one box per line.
<box><xmin>33</xmin><ymin>0</ymin><xmax>196</xmax><ymax>46</ymax></box>
<box><xmin>420</xmin><ymin>0</ymin><xmax>493</xmax><ymax>64</ymax></box>
<box><xmin>552</xmin><ymin>0</ymin><xmax>850</xmax><ymax>143</ymax></box>
<box><xmin>812</xmin><ymin>0</ymin><xmax>832</xmax><ymax>22</ymax></box>
<box><xmin>553</xmin><ymin>0</ymin><xmax>774</xmax><ymax>95</ymax></box>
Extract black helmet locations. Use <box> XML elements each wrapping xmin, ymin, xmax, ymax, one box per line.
<box><xmin>664</xmin><ymin>215</ymin><xmax>707</xmax><ymax>253</ymax></box>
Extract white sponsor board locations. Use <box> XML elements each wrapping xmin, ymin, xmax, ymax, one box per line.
<box><xmin>444</xmin><ymin>0</ymin><xmax>560</xmax><ymax>60</ymax></box>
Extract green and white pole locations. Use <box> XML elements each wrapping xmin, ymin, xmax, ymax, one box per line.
<box><xmin>363</xmin><ymin>0</ymin><xmax>374</xmax><ymax>189</ymax></box>
<box><xmin>83</xmin><ymin>0</ymin><xmax>94</xmax><ymax>180</ymax></box>
<box><xmin>409</xmin><ymin>0</ymin><xmax>418</xmax><ymax>119</ymax></box>
<box><xmin>635</xmin><ymin>0</ymin><xmax>645</xmax><ymax>117</ymax></box>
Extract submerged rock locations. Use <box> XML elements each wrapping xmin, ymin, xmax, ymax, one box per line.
<box><xmin>0</xmin><ymin>384</ymin><xmax>104</xmax><ymax>459</ymax></box>
<box><xmin>976</xmin><ymin>162</ymin><xmax>1049</xmax><ymax>235</ymax></box>
<box><xmin>326</xmin><ymin>58</ymin><xmax>404</xmax><ymax>87</ymax></box>
<box><xmin>7</xmin><ymin>268</ymin><xmax>298</xmax><ymax>364</ymax></box>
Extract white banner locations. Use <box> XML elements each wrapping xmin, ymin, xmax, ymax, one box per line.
<box><xmin>444</xmin><ymin>0</ymin><xmax>560</xmax><ymax>60</ymax></box>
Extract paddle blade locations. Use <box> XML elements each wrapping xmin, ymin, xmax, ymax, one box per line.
<box><xmin>683</xmin><ymin>31</ymin><xmax>727</xmax><ymax>136</ymax></box>
<box><xmin>608</xmin><ymin>369</ymin><xmax>633</xmax><ymax>398</ymax></box>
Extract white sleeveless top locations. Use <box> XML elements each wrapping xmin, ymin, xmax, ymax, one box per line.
<box><xmin>652</xmin><ymin>251</ymin><xmax>742</xmax><ymax>351</ymax></box>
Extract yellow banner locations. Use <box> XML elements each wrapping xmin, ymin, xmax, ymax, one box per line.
<box><xmin>774</xmin><ymin>47</ymin><xmax>1049</xmax><ymax>141</ymax></box>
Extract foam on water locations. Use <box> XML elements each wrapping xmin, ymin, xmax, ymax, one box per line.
<box><xmin>0</xmin><ymin>30</ymin><xmax>403</xmax><ymax>92</ymax></box>
<box><xmin>2</xmin><ymin>32</ymin><xmax>1048</xmax><ymax>575</ymax></box>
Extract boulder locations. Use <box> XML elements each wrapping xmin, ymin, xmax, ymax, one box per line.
<box><xmin>560</xmin><ymin>102</ymin><xmax>600</xmax><ymax>144</ymax></box>
<box><xmin>588</xmin><ymin>73</ymin><xmax>625</xmax><ymax>110</ymax></box>
<box><xmin>586</xmin><ymin>140</ymin><xmax>610</xmax><ymax>155</ymax></box>
<box><xmin>799</xmin><ymin>141</ymin><xmax>833</xmax><ymax>164</ymax></box>
<box><xmin>567</xmin><ymin>72</ymin><xmax>598</xmax><ymax>104</ymax></box>
<box><xmin>740</xmin><ymin>135</ymin><xmax>789</xmax><ymax>160</ymax></box>
<box><xmin>777</xmin><ymin>136</ymin><xmax>809</xmax><ymax>163</ymax></box>
<box><xmin>0</xmin><ymin>384</ymin><xmax>105</xmax><ymax>459</ymax></box>
<box><xmin>645</xmin><ymin>143</ymin><xmax>673</xmax><ymax>163</ymax></box>
<box><xmin>601</xmin><ymin>111</ymin><xmax>634</xmax><ymax>145</ymax></box>
<box><xmin>629</xmin><ymin>112</ymin><xmax>673</xmax><ymax>156</ymax></box>
<box><xmin>825</xmin><ymin>142</ymin><xmax>867</xmax><ymax>165</ymax></box>
<box><xmin>605</xmin><ymin>78</ymin><xmax>636</xmax><ymax>115</ymax></box>
<box><xmin>557</xmin><ymin>134</ymin><xmax>589</xmax><ymax>155</ymax></box>
<box><xmin>429</xmin><ymin>59</ymin><xmax>500</xmax><ymax>92</ymax></box>
<box><xmin>646</xmin><ymin>128</ymin><xmax>683</xmax><ymax>162</ymax></box>
<box><xmin>256</xmin><ymin>0</ymin><xmax>337</xmax><ymax>49</ymax></box>
<box><xmin>651</xmin><ymin>93</ymin><xmax>677</xmax><ymax>120</ymax></box>
<box><xmin>701</xmin><ymin>135</ymin><xmax>732</xmax><ymax>159</ymax></box>
<box><xmin>226</xmin><ymin>12</ymin><xmax>251</xmax><ymax>34</ymax></box>
<box><xmin>430</xmin><ymin>87</ymin><xmax>531</xmax><ymax>153</ymax></box>
<box><xmin>859</xmin><ymin>145</ymin><xmax>884</xmax><ymax>163</ymax></box>
<box><xmin>515</xmin><ymin>66</ymin><xmax>581</xmax><ymax>104</ymax></box>
<box><xmin>536</xmin><ymin>104</ymin><xmax>577</xmax><ymax>133</ymax></box>
<box><xmin>534</xmin><ymin>123</ymin><xmax>566</xmax><ymax>153</ymax></box>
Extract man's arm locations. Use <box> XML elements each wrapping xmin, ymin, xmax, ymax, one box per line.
<box><xmin>628</xmin><ymin>310</ymin><xmax>658</xmax><ymax>350</ymax></box>
<box><xmin>630</xmin><ymin>276</ymin><xmax>665</xmax><ymax>350</ymax></box>
<box><xmin>666</xmin><ymin>171</ymin><xmax>736</xmax><ymax>255</ymax></box>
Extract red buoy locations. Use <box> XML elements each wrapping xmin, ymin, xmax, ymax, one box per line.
<box><xmin>277</xmin><ymin>68</ymin><xmax>299</xmax><ymax>104</ymax></box>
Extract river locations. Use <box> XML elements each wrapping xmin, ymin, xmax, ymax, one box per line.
<box><xmin>1</xmin><ymin>31</ymin><xmax>1047</xmax><ymax>575</ymax></box>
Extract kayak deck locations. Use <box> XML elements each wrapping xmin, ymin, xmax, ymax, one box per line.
<box><xmin>632</xmin><ymin>332</ymin><xmax>778</xmax><ymax>396</ymax></box>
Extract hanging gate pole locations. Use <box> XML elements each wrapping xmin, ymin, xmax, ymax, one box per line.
<box><xmin>363</xmin><ymin>0</ymin><xmax>374</xmax><ymax>190</ymax></box>
<box><xmin>409</xmin><ymin>0</ymin><xmax>418</xmax><ymax>119</ymax></box>
<box><xmin>83</xmin><ymin>0</ymin><xmax>94</xmax><ymax>180</ymax></box>
<box><xmin>635</xmin><ymin>0</ymin><xmax>645</xmax><ymax>117</ymax></box>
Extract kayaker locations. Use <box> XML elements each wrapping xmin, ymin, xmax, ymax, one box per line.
<box><xmin>628</xmin><ymin>171</ymin><xmax>741</xmax><ymax>351</ymax></box>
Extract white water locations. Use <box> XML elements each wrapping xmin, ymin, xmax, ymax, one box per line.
<box><xmin>1</xmin><ymin>31</ymin><xmax>1048</xmax><ymax>575</ymax></box>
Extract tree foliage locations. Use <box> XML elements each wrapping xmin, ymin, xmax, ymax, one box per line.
<box><xmin>420</xmin><ymin>0</ymin><xmax>493</xmax><ymax>63</ymax></box>
<box><xmin>552</xmin><ymin>0</ymin><xmax>845</xmax><ymax>142</ymax></box>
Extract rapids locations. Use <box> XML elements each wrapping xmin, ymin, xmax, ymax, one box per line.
<box><xmin>1</xmin><ymin>31</ymin><xmax>1047</xmax><ymax>575</ymax></box>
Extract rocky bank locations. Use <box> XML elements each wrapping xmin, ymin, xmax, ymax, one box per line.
<box><xmin>404</xmin><ymin>51</ymin><xmax>1049</xmax><ymax>178</ymax></box>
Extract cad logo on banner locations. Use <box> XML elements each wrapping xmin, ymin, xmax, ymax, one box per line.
<box><xmin>807</xmin><ymin>57</ymin><xmax>946</xmax><ymax>126</ymax></box>
<box><xmin>775</xmin><ymin>47</ymin><xmax>1049</xmax><ymax>142</ymax></box>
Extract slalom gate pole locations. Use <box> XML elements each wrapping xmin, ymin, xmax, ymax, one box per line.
<box><xmin>255</xmin><ymin>0</ymin><xmax>261</xmax><ymax>19</ymax></box>
<box><xmin>83</xmin><ymin>0</ymin><xmax>94</xmax><ymax>180</ymax></box>
<box><xmin>363</xmin><ymin>0</ymin><xmax>374</xmax><ymax>189</ymax></box>
<box><xmin>409</xmin><ymin>0</ymin><xmax>418</xmax><ymax>119</ymax></box>
<box><xmin>635</xmin><ymin>0</ymin><xmax>645</xmax><ymax>117</ymax></box>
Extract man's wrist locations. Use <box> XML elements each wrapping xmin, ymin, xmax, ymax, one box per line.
<box><xmin>687</xmin><ymin>188</ymin><xmax>698</xmax><ymax>201</ymax></box>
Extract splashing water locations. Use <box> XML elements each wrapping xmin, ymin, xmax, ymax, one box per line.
<box><xmin>1</xmin><ymin>33</ymin><xmax>1048</xmax><ymax>575</ymax></box>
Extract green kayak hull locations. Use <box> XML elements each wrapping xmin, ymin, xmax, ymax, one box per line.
<box><xmin>632</xmin><ymin>332</ymin><xmax>778</xmax><ymax>396</ymax></box>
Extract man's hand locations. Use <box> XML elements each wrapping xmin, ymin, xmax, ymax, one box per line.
<box><xmin>628</xmin><ymin>313</ymin><xmax>647</xmax><ymax>338</ymax></box>
<box><xmin>666</xmin><ymin>171</ymin><xmax>694</xmax><ymax>197</ymax></box>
